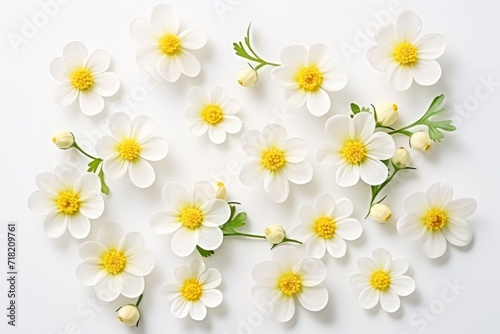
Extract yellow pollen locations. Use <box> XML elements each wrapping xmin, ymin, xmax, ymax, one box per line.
<box><xmin>423</xmin><ymin>208</ymin><xmax>448</xmax><ymax>231</ymax></box>
<box><xmin>70</xmin><ymin>67</ymin><xmax>94</xmax><ymax>91</ymax></box>
<box><xmin>101</xmin><ymin>250</ymin><xmax>127</xmax><ymax>275</ymax></box>
<box><xmin>393</xmin><ymin>42</ymin><xmax>418</xmax><ymax>66</ymax></box>
<box><xmin>116</xmin><ymin>138</ymin><xmax>141</xmax><ymax>162</ymax></box>
<box><xmin>341</xmin><ymin>139</ymin><xmax>367</xmax><ymax>165</ymax></box>
<box><xmin>159</xmin><ymin>34</ymin><xmax>182</xmax><ymax>57</ymax></box>
<box><xmin>313</xmin><ymin>216</ymin><xmax>336</xmax><ymax>239</ymax></box>
<box><xmin>261</xmin><ymin>147</ymin><xmax>286</xmax><ymax>172</ymax></box>
<box><xmin>201</xmin><ymin>105</ymin><xmax>224</xmax><ymax>125</ymax></box>
<box><xmin>55</xmin><ymin>190</ymin><xmax>80</xmax><ymax>215</ymax></box>
<box><xmin>180</xmin><ymin>206</ymin><xmax>204</xmax><ymax>229</ymax></box>
<box><xmin>217</xmin><ymin>181</ymin><xmax>225</xmax><ymax>187</ymax></box>
<box><xmin>370</xmin><ymin>270</ymin><xmax>391</xmax><ymax>291</ymax></box>
<box><xmin>295</xmin><ymin>65</ymin><xmax>324</xmax><ymax>92</ymax></box>
<box><xmin>278</xmin><ymin>272</ymin><xmax>302</xmax><ymax>296</ymax></box>
<box><xmin>181</xmin><ymin>278</ymin><xmax>203</xmax><ymax>301</ymax></box>
<box><xmin>392</xmin><ymin>104</ymin><xmax>398</xmax><ymax>111</ymax></box>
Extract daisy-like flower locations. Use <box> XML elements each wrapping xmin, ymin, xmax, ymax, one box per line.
<box><xmin>397</xmin><ymin>181</ymin><xmax>477</xmax><ymax>258</ymax></box>
<box><xmin>316</xmin><ymin>112</ymin><xmax>395</xmax><ymax>187</ymax></box>
<box><xmin>349</xmin><ymin>248</ymin><xmax>415</xmax><ymax>313</ymax></box>
<box><xmin>252</xmin><ymin>246</ymin><xmax>328</xmax><ymax>322</ymax></box>
<box><xmin>129</xmin><ymin>4</ymin><xmax>207</xmax><ymax>82</ymax></box>
<box><xmin>49</xmin><ymin>41</ymin><xmax>120</xmax><ymax>115</ymax></box>
<box><xmin>95</xmin><ymin>112</ymin><xmax>168</xmax><ymax>188</ymax></box>
<box><xmin>160</xmin><ymin>259</ymin><xmax>223</xmax><ymax>321</ymax></box>
<box><xmin>75</xmin><ymin>223</ymin><xmax>155</xmax><ymax>301</ymax></box>
<box><xmin>150</xmin><ymin>181</ymin><xmax>230</xmax><ymax>257</ymax></box>
<box><xmin>185</xmin><ymin>87</ymin><xmax>242</xmax><ymax>144</ymax></box>
<box><xmin>239</xmin><ymin>124</ymin><xmax>313</xmax><ymax>203</ymax></box>
<box><xmin>28</xmin><ymin>164</ymin><xmax>104</xmax><ymax>239</ymax></box>
<box><xmin>292</xmin><ymin>193</ymin><xmax>362</xmax><ymax>259</ymax></box>
<box><xmin>367</xmin><ymin>11</ymin><xmax>446</xmax><ymax>91</ymax></box>
<box><xmin>271</xmin><ymin>44</ymin><xmax>347</xmax><ymax>116</ymax></box>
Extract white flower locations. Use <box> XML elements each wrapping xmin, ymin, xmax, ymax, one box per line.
<box><xmin>264</xmin><ymin>224</ymin><xmax>286</xmax><ymax>244</ymax></box>
<box><xmin>150</xmin><ymin>181</ymin><xmax>231</xmax><ymax>257</ymax></box>
<box><xmin>185</xmin><ymin>87</ymin><xmax>242</xmax><ymax>144</ymax></box>
<box><xmin>367</xmin><ymin>11</ymin><xmax>446</xmax><ymax>91</ymax></box>
<box><xmin>370</xmin><ymin>203</ymin><xmax>392</xmax><ymax>223</ymax></box>
<box><xmin>129</xmin><ymin>4</ymin><xmax>207</xmax><ymax>82</ymax></box>
<box><xmin>75</xmin><ymin>223</ymin><xmax>155</xmax><ymax>301</ymax></box>
<box><xmin>316</xmin><ymin>112</ymin><xmax>395</xmax><ymax>187</ymax></box>
<box><xmin>397</xmin><ymin>181</ymin><xmax>477</xmax><ymax>258</ymax></box>
<box><xmin>237</xmin><ymin>67</ymin><xmax>258</xmax><ymax>87</ymax></box>
<box><xmin>95</xmin><ymin>113</ymin><xmax>168</xmax><ymax>188</ymax></box>
<box><xmin>271</xmin><ymin>44</ymin><xmax>347</xmax><ymax>116</ymax></box>
<box><xmin>239</xmin><ymin>124</ymin><xmax>313</xmax><ymax>203</ymax></box>
<box><xmin>49</xmin><ymin>41</ymin><xmax>120</xmax><ymax>115</ymax></box>
<box><xmin>375</xmin><ymin>102</ymin><xmax>398</xmax><ymax>126</ymax></box>
<box><xmin>116</xmin><ymin>304</ymin><xmax>141</xmax><ymax>327</ymax></box>
<box><xmin>292</xmin><ymin>193</ymin><xmax>362</xmax><ymax>258</ymax></box>
<box><xmin>28</xmin><ymin>164</ymin><xmax>104</xmax><ymax>239</ymax></box>
<box><xmin>410</xmin><ymin>131</ymin><xmax>432</xmax><ymax>152</ymax></box>
<box><xmin>349</xmin><ymin>248</ymin><xmax>415</xmax><ymax>313</ymax></box>
<box><xmin>160</xmin><ymin>259</ymin><xmax>223</xmax><ymax>321</ymax></box>
<box><xmin>52</xmin><ymin>130</ymin><xmax>74</xmax><ymax>149</ymax></box>
<box><xmin>391</xmin><ymin>147</ymin><xmax>411</xmax><ymax>169</ymax></box>
<box><xmin>252</xmin><ymin>246</ymin><xmax>328</xmax><ymax>322</ymax></box>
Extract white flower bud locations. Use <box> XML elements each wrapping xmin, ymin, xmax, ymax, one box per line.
<box><xmin>375</xmin><ymin>102</ymin><xmax>399</xmax><ymax>126</ymax></box>
<box><xmin>116</xmin><ymin>304</ymin><xmax>140</xmax><ymax>327</ymax></box>
<box><xmin>264</xmin><ymin>224</ymin><xmax>285</xmax><ymax>244</ymax></box>
<box><xmin>370</xmin><ymin>203</ymin><xmax>392</xmax><ymax>223</ymax></box>
<box><xmin>215</xmin><ymin>182</ymin><xmax>227</xmax><ymax>201</ymax></box>
<box><xmin>391</xmin><ymin>147</ymin><xmax>411</xmax><ymax>169</ymax></box>
<box><xmin>237</xmin><ymin>67</ymin><xmax>258</xmax><ymax>87</ymax></box>
<box><xmin>52</xmin><ymin>130</ymin><xmax>74</xmax><ymax>149</ymax></box>
<box><xmin>410</xmin><ymin>132</ymin><xmax>432</xmax><ymax>152</ymax></box>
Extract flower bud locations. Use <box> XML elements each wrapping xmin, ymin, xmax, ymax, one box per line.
<box><xmin>237</xmin><ymin>67</ymin><xmax>258</xmax><ymax>87</ymax></box>
<box><xmin>391</xmin><ymin>147</ymin><xmax>411</xmax><ymax>169</ymax></box>
<box><xmin>116</xmin><ymin>304</ymin><xmax>140</xmax><ymax>327</ymax></box>
<box><xmin>370</xmin><ymin>203</ymin><xmax>392</xmax><ymax>223</ymax></box>
<box><xmin>52</xmin><ymin>130</ymin><xmax>74</xmax><ymax>149</ymax></box>
<box><xmin>215</xmin><ymin>182</ymin><xmax>227</xmax><ymax>201</ymax></box>
<box><xmin>410</xmin><ymin>132</ymin><xmax>432</xmax><ymax>152</ymax></box>
<box><xmin>375</xmin><ymin>102</ymin><xmax>398</xmax><ymax>126</ymax></box>
<box><xmin>264</xmin><ymin>224</ymin><xmax>285</xmax><ymax>244</ymax></box>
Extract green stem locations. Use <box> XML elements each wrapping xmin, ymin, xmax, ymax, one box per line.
<box><xmin>366</xmin><ymin>168</ymin><xmax>401</xmax><ymax>217</ymax></box>
<box><xmin>72</xmin><ymin>142</ymin><xmax>98</xmax><ymax>160</ymax></box>
<box><xmin>135</xmin><ymin>294</ymin><xmax>143</xmax><ymax>307</ymax></box>
<box><xmin>223</xmin><ymin>232</ymin><xmax>302</xmax><ymax>245</ymax></box>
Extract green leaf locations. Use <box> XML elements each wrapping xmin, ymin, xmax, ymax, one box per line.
<box><xmin>350</xmin><ymin>103</ymin><xmax>360</xmax><ymax>114</ymax></box>
<box><xmin>98</xmin><ymin>169</ymin><xmax>110</xmax><ymax>195</ymax></box>
<box><xmin>419</xmin><ymin>95</ymin><xmax>456</xmax><ymax>142</ymax></box>
<box><xmin>196</xmin><ymin>246</ymin><xmax>214</xmax><ymax>257</ymax></box>
<box><xmin>87</xmin><ymin>158</ymin><xmax>102</xmax><ymax>173</ymax></box>
<box><xmin>221</xmin><ymin>210</ymin><xmax>247</xmax><ymax>234</ymax></box>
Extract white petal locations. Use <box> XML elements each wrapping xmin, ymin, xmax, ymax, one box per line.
<box><xmin>79</xmin><ymin>197</ymin><xmax>104</xmax><ymax>220</ymax></box>
<box><xmin>365</xmin><ymin>132</ymin><xmax>395</xmax><ymax>160</ymax></box>
<box><xmin>222</xmin><ymin>99</ymin><xmax>240</xmax><ymax>115</ymax></box>
<box><xmin>380</xmin><ymin>291</ymin><xmax>401</xmax><ymax>313</ymax></box>
<box><xmin>120</xmin><ymin>273</ymin><xmax>145</xmax><ymax>298</ymax></box>
<box><xmin>193</xmin><ymin>181</ymin><xmax>216</xmax><ymax>204</ymax></box>
<box><xmin>197</xmin><ymin>226</ymin><xmax>223</xmax><ymax>250</ymax></box>
<box><xmin>190</xmin><ymin>301</ymin><xmax>207</xmax><ymax>321</ymax></box>
<box><xmin>359</xmin><ymin>158</ymin><xmax>389</xmax><ymax>186</ymax></box>
<box><xmin>351</xmin><ymin>112</ymin><xmax>375</xmax><ymax>141</ymax></box>
<box><xmin>417</xmin><ymin>33</ymin><xmax>446</xmax><ymax>59</ymax></box>
<box><xmin>241</xmin><ymin>130</ymin><xmax>266</xmax><ymax>157</ymax></box>
<box><xmin>367</xmin><ymin>45</ymin><xmax>393</xmax><ymax>71</ymax></box>
<box><xmin>305</xmin><ymin>89</ymin><xmax>331</xmax><ymax>116</ymax></box>
<box><xmin>349</xmin><ymin>273</ymin><xmax>370</xmax><ymax>291</ymax></box>
<box><xmin>176</xmin><ymin>51</ymin><xmax>201</xmax><ymax>77</ymax></box>
<box><xmin>131</xmin><ymin>115</ymin><xmax>154</xmax><ymax>141</ymax></box>
<box><xmin>445</xmin><ymin>198</ymin><xmax>477</xmax><ymax>219</ymax></box>
<box><xmin>282</xmin><ymin>138</ymin><xmax>307</xmax><ymax>163</ymax></box>
<box><xmin>171</xmin><ymin>297</ymin><xmax>190</xmax><ymax>318</ymax></box>
<box><xmin>316</xmin><ymin>142</ymin><xmax>342</xmax><ymax>167</ymax></box>
<box><xmin>202</xmin><ymin>200</ymin><xmax>230</xmax><ymax>226</ymax></box>
<box><xmin>315</xmin><ymin>193</ymin><xmax>335</xmax><ymax>216</ymax></box>
<box><xmin>283</xmin><ymin>161</ymin><xmax>313</xmax><ymax>185</ymax></box>
<box><xmin>273</xmin><ymin>246</ymin><xmax>302</xmax><ymax>268</ymax></box>
<box><xmin>189</xmin><ymin>259</ymin><xmax>206</xmax><ymax>278</ymax></box>
<box><xmin>284</xmin><ymin>87</ymin><xmax>307</xmax><ymax>108</ymax></box>
<box><xmin>262</xmin><ymin>124</ymin><xmax>287</xmax><ymax>147</ymax></box>
<box><xmin>357</xmin><ymin>257</ymin><xmax>377</xmax><ymax>274</ymax></box>
<box><xmin>252</xmin><ymin>260</ymin><xmax>281</xmax><ymax>286</ymax></box>
<box><xmin>239</xmin><ymin>160</ymin><xmax>264</xmax><ymax>185</ymax></box>
<box><xmin>274</xmin><ymin>297</ymin><xmax>295</xmax><ymax>322</ymax></box>
<box><xmin>421</xmin><ymin>230</ymin><xmax>447</xmax><ymax>258</ymax></box>
<box><xmin>93</xmin><ymin>72</ymin><xmax>120</xmax><ymax>97</ymax></box>
<box><xmin>208</xmin><ymin>126</ymin><xmax>227</xmax><ymax>144</ymax></box>
<box><xmin>35</xmin><ymin>172</ymin><xmax>59</xmax><ymax>195</ymax></box>
<box><xmin>49</xmin><ymin>57</ymin><xmax>71</xmax><ymax>82</ymax></box>
<box><xmin>200</xmin><ymin>289</ymin><xmax>223</xmax><ymax>308</ymax></box>
<box><xmin>125</xmin><ymin>248</ymin><xmax>155</xmax><ymax>276</ymax></box>
<box><xmin>411</xmin><ymin>59</ymin><xmax>442</xmax><ymax>86</ymax></box>
<box><xmin>403</xmin><ymin>191</ymin><xmax>428</xmax><ymax>214</ymax></box>
<box><xmin>157</xmin><ymin>56</ymin><xmax>181</xmax><ymax>82</ymax></box>
<box><xmin>151</xmin><ymin>4</ymin><xmax>179</xmax><ymax>35</ymax></box>
<box><xmin>325</xmin><ymin>114</ymin><xmax>350</xmax><ymax>142</ymax></box>
<box><xmin>150</xmin><ymin>210</ymin><xmax>181</xmax><ymax>235</ymax></box>
<box><xmin>160</xmin><ymin>282</ymin><xmax>180</xmax><ymax>300</ymax></box>
<box><xmin>63</xmin><ymin>41</ymin><xmax>87</xmax><ymax>67</ymax></box>
<box><xmin>298</xmin><ymin>204</ymin><xmax>316</xmax><ymax>224</ymax></box>
<box><xmin>321</xmin><ymin>70</ymin><xmax>348</xmax><ymax>92</ymax></box>
<box><xmin>332</xmin><ymin>197</ymin><xmax>354</xmax><ymax>221</ymax></box>
<box><xmin>390</xmin><ymin>276</ymin><xmax>415</xmax><ymax>297</ymax></box>
<box><xmin>55</xmin><ymin>164</ymin><xmax>80</xmax><ymax>187</ymax></box>
<box><xmin>396</xmin><ymin>11</ymin><xmax>422</xmax><ymax>43</ymax></box>
<box><xmin>335</xmin><ymin>218</ymin><xmax>362</xmax><ymax>240</ymax></box>
<box><xmin>372</xmin><ymin>248</ymin><xmax>392</xmax><ymax>271</ymax></box>
<box><xmin>109</xmin><ymin>112</ymin><xmax>132</xmax><ymax>139</ymax></box>
<box><xmin>28</xmin><ymin>191</ymin><xmax>55</xmax><ymax>215</ymax></box>
<box><xmin>119</xmin><ymin>231</ymin><xmax>145</xmax><ymax>250</ymax></box>
<box><xmin>79</xmin><ymin>91</ymin><xmax>104</xmax><ymax>116</ymax></box>
<box><xmin>200</xmin><ymin>268</ymin><xmax>222</xmax><ymax>290</ymax></box>
<box><xmin>94</xmin><ymin>275</ymin><xmax>122</xmax><ymax>302</ymax></box>
<box><xmin>174</xmin><ymin>264</ymin><xmax>190</xmax><ymax>282</ymax></box>
<box><xmin>136</xmin><ymin>47</ymin><xmax>161</xmax><ymax>72</ymax></box>
<box><xmin>163</xmin><ymin>183</ymin><xmax>190</xmax><ymax>210</ymax></box>
<box><xmin>75</xmin><ymin>259</ymin><xmax>105</xmax><ymax>286</ymax></box>
<box><xmin>389</xmin><ymin>65</ymin><xmax>413</xmax><ymax>91</ymax></box>
<box><xmin>280</xmin><ymin>45</ymin><xmax>307</xmax><ymax>68</ymax></box>
<box><xmin>54</xmin><ymin>84</ymin><xmax>78</xmax><ymax>106</ymax></box>
<box><xmin>271</xmin><ymin>66</ymin><xmax>295</xmax><ymax>87</ymax></box>
<box><xmin>442</xmin><ymin>218</ymin><xmax>473</xmax><ymax>247</ymax></box>
<box><xmin>172</xmin><ymin>228</ymin><xmax>198</xmax><ymax>257</ymax></box>
<box><xmin>129</xmin><ymin>17</ymin><xmax>157</xmax><ymax>45</ymax></box>
<box><xmin>128</xmin><ymin>159</ymin><xmax>155</xmax><ymax>188</ymax></box>
<box><xmin>298</xmin><ymin>286</ymin><xmax>328</xmax><ymax>311</ymax></box>
<box><xmin>374</xmin><ymin>24</ymin><xmax>397</xmax><ymax>45</ymax></box>
<box><xmin>178</xmin><ymin>27</ymin><xmax>207</xmax><ymax>50</ymax></box>
<box><xmin>103</xmin><ymin>157</ymin><xmax>128</xmax><ymax>180</ymax></box>
<box><xmin>43</xmin><ymin>211</ymin><xmax>68</xmax><ymax>238</ymax></box>
<box><xmin>306</xmin><ymin>236</ymin><xmax>326</xmax><ymax>258</ymax></box>
<box><xmin>359</xmin><ymin>287</ymin><xmax>379</xmax><ymax>309</ymax></box>
<box><xmin>264</xmin><ymin>171</ymin><xmax>289</xmax><ymax>203</ymax></box>
<box><xmin>97</xmin><ymin>223</ymin><xmax>124</xmax><ymax>247</ymax></box>
<box><xmin>427</xmin><ymin>181</ymin><xmax>454</xmax><ymax>206</ymax></box>
<box><xmin>397</xmin><ymin>214</ymin><xmax>426</xmax><ymax>240</ymax></box>
<box><xmin>326</xmin><ymin>237</ymin><xmax>347</xmax><ymax>258</ymax></box>
<box><xmin>140</xmin><ymin>136</ymin><xmax>169</xmax><ymax>161</ymax></box>
<box><xmin>390</xmin><ymin>257</ymin><xmax>409</xmax><ymax>276</ymax></box>
<box><xmin>67</xmin><ymin>213</ymin><xmax>91</xmax><ymax>239</ymax></box>
<box><xmin>222</xmin><ymin>115</ymin><xmax>242</xmax><ymax>134</ymax></box>
<box><xmin>86</xmin><ymin>49</ymin><xmax>110</xmax><ymax>74</ymax></box>
<box><xmin>336</xmin><ymin>163</ymin><xmax>360</xmax><ymax>187</ymax></box>
<box><xmin>307</xmin><ymin>43</ymin><xmax>330</xmax><ymax>67</ymax></box>
<box><xmin>293</xmin><ymin>223</ymin><xmax>314</xmax><ymax>243</ymax></box>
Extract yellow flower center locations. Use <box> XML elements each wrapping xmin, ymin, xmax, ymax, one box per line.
<box><xmin>159</xmin><ymin>34</ymin><xmax>182</xmax><ymax>57</ymax></box>
<box><xmin>295</xmin><ymin>65</ymin><xmax>324</xmax><ymax>92</ymax></box>
<box><xmin>278</xmin><ymin>272</ymin><xmax>302</xmax><ymax>296</ymax></box>
<box><xmin>393</xmin><ymin>42</ymin><xmax>418</xmax><ymax>66</ymax></box>
<box><xmin>101</xmin><ymin>250</ymin><xmax>127</xmax><ymax>275</ymax></box>
<box><xmin>423</xmin><ymin>208</ymin><xmax>448</xmax><ymax>231</ymax></box>
<box><xmin>55</xmin><ymin>190</ymin><xmax>80</xmax><ymax>215</ymax></box>
<box><xmin>116</xmin><ymin>138</ymin><xmax>141</xmax><ymax>162</ymax></box>
<box><xmin>370</xmin><ymin>270</ymin><xmax>391</xmax><ymax>291</ymax></box>
<box><xmin>180</xmin><ymin>206</ymin><xmax>204</xmax><ymax>229</ymax></box>
<box><xmin>201</xmin><ymin>105</ymin><xmax>224</xmax><ymax>125</ymax></box>
<box><xmin>181</xmin><ymin>278</ymin><xmax>203</xmax><ymax>301</ymax></box>
<box><xmin>341</xmin><ymin>139</ymin><xmax>367</xmax><ymax>165</ymax></box>
<box><xmin>313</xmin><ymin>216</ymin><xmax>336</xmax><ymax>239</ymax></box>
<box><xmin>261</xmin><ymin>147</ymin><xmax>286</xmax><ymax>172</ymax></box>
<box><xmin>70</xmin><ymin>67</ymin><xmax>94</xmax><ymax>91</ymax></box>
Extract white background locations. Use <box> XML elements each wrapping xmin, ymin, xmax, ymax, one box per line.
<box><xmin>1</xmin><ymin>0</ymin><xmax>500</xmax><ymax>333</ymax></box>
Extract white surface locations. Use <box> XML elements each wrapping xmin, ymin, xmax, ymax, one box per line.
<box><xmin>1</xmin><ymin>0</ymin><xmax>500</xmax><ymax>333</ymax></box>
